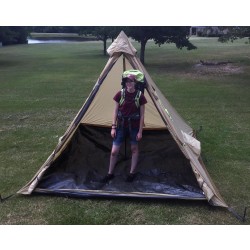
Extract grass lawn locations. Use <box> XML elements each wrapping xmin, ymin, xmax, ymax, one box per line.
<box><xmin>0</xmin><ymin>37</ymin><xmax>249</xmax><ymax>225</ymax></box>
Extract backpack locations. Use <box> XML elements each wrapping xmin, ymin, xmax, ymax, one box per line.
<box><xmin>119</xmin><ymin>88</ymin><xmax>142</xmax><ymax>108</ymax></box>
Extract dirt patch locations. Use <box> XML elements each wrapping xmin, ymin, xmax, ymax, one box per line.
<box><xmin>193</xmin><ymin>61</ymin><xmax>244</xmax><ymax>76</ymax></box>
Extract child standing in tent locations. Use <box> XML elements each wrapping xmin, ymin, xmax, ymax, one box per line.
<box><xmin>102</xmin><ymin>71</ymin><xmax>147</xmax><ymax>183</ymax></box>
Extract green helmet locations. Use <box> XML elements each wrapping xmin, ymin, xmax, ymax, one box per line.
<box><xmin>122</xmin><ymin>69</ymin><xmax>144</xmax><ymax>82</ymax></box>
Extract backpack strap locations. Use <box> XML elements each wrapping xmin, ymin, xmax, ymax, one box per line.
<box><xmin>119</xmin><ymin>89</ymin><xmax>141</xmax><ymax>108</ymax></box>
<box><xmin>119</xmin><ymin>88</ymin><xmax>125</xmax><ymax>106</ymax></box>
<box><xmin>134</xmin><ymin>90</ymin><xmax>142</xmax><ymax>108</ymax></box>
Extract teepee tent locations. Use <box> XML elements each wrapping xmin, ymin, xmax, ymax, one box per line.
<box><xmin>18</xmin><ymin>31</ymin><xmax>227</xmax><ymax>207</ymax></box>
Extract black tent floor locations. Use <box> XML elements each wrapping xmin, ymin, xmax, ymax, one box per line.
<box><xmin>35</xmin><ymin>126</ymin><xmax>206</xmax><ymax>201</ymax></box>
<box><xmin>36</xmin><ymin>170</ymin><xmax>206</xmax><ymax>200</ymax></box>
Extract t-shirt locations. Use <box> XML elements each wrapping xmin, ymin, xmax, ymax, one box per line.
<box><xmin>113</xmin><ymin>89</ymin><xmax>147</xmax><ymax>128</ymax></box>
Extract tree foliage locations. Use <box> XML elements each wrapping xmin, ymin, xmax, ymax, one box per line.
<box><xmin>76</xmin><ymin>26</ymin><xmax>196</xmax><ymax>61</ymax></box>
<box><xmin>218</xmin><ymin>26</ymin><xmax>250</xmax><ymax>43</ymax></box>
<box><xmin>124</xmin><ymin>26</ymin><xmax>196</xmax><ymax>64</ymax></box>
<box><xmin>77</xmin><ymin>27</ymin><xmax>122</xmax><ymax>55</ymax></box>
<box><xmin>0</xmin><ymin>27</ymin><xmax>29</xmax><ymax>46</ymax></box>
<box><xmin>30</xmin><ymin>26</ymin><xmax>79</xmax><ymax>33</ymax></box>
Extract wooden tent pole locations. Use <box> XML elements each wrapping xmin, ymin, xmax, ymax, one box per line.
<box><xmin>122</xmin><ymin>54</ymin><xmax>128</xmax><ymax>159</ymax></box>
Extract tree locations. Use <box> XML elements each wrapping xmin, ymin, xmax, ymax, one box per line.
<box><xmin>30</xmin><ymin>26</ymin><xmax>79</xmax><ymax>34</ymax></box>
<box><xmin>218</xmin><ymin>26</ymin><xmax>250</xmax><ymax>43</ymax></box>
<box><xmin>89</xmin><ymin>27</ymin><xmax>122</xmax><ymax>56</ymax></box>
<box><xmin>124</xmin><ymin>26</ymin><xmax>196</xmax><ymax>64</ymax></box>
<box><xmin>0</xmin><ymin>27</ymin><xmax>29</xmax><ymax>46</ymax></box>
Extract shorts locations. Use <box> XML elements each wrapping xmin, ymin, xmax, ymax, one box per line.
<box><xmin>113</xmin><ymin>127</ymin><xmax>139</xmax><ymax>146</ymax></box>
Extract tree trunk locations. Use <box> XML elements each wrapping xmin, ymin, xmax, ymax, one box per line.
<box><xmin>140</xmin><ymin>39</ymin><xmax>147</xmax><ymax>65</ymax></box>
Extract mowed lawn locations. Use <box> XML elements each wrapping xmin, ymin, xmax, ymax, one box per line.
<box><xmin>0</xmin><ymin>37</ymin><xmax>249</xmax><ymax>225</ymax></box>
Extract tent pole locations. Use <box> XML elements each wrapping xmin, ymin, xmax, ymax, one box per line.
<box><xmin>124</xmin><ymin>135</ymin><xmax>127</xmax><ymax>159</ymax></box>
<box><xmin>123</xmin><ymin>54</ymin><xmax>127</xmax><ymax>159</ymax></box>
<box><xmin>123</xmin><ymin>54</ymin><xmax>126</xmax><ymax>71</ymax></box>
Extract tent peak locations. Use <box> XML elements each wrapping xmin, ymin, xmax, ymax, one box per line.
<box><xmin>107</xmin><ymin>30</ymin><xmax>137</xmax><ymax>57</ymax></box>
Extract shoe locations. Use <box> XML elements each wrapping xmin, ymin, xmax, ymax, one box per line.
<box><xmin>100</xmin><ymin>174</ymin><xmax>114</xmax><ymax>183</ymax></box>
<box><xmin>126</xmin><ymin>173</ymin><xmax>137</xmax><ymax>182</ymax></box>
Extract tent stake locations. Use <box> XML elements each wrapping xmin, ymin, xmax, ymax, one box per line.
<box><xmin>0</xmin><ymin>193</ymin><xmax>15</xmax><ymax>203</ymax></box>
<box><xmin>227</xmin><ymin>206</ymin><xmax>248</xmax><ymax>222</ymax></box>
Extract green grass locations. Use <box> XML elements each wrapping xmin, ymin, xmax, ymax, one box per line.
<box><xmin>0</xmin><ymin>37</ymin><xmax>250</xmax><ymax>224</ymax></box>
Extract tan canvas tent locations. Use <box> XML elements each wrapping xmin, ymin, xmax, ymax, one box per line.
<box><xmin>18</xmin><ymin>31</ymin><xmax>228</xmax><ymax>208</ymax></box>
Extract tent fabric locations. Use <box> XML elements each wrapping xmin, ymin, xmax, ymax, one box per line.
<box><xmin>18</xmin><ymin>31</ymin><xmax>227</xmax><ymax>208</ymax></box>
<box><xmin>107</xmin><ymin>32</ymin><xmax>137</xmax><ymax>56</ymax></box>
<box><xmin>81</xmin><ymin>55</ymin><xmax>166</xmax><ymax>129</ymax></box>
<box><xmin>181</xmin><ymin>131</ymin><xmax>201</xmax><ymax>156</ymax></box>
